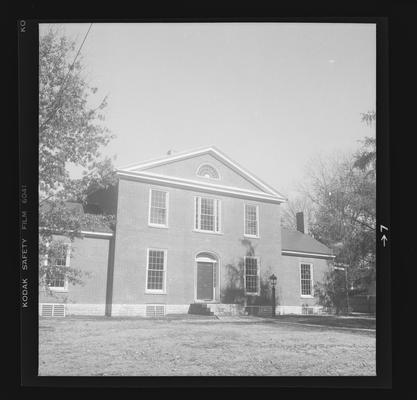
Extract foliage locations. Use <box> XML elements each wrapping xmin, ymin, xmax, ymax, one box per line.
<box><xmin>39</xmin><ymin>27</ymin><xmax>114</xmax><ymax>198</ymax></box>
<box><xmin>293</xmin><ymin>112</ymin><xmax>376</xmax><ymax>312</ymax></box>
<box><xmin>39</xmin><ymin>27</ymin><xmax>116</xmax><ymax>294</ymax></box>
<box><xmin>355</xmin><ymin>110</ymin><xmax>376</xmax><ymax>174</ymax></box>
<box><xmin>39</xmin><ymin>239</ymin><xmax>87</xmax><ymax>289</ymax></box>
<box><xmin>360</xmin><ymin>110</ymin><xmax>376</xmax><ymax>127</ymax></box>
<box><xmin>299</xmin><ymin>152</ymin><xmax>376</xmax><ymax>293</ymax></box>
<box><xmin>353</xmin><ymin>136</ymin><xmax>376</xmax><ymax>174</ymax></box>
<box><xmin>314</xmin><ymin>269</ymin><xmax>349</xmax><ymax>315</ymax></box>
<box><xmin>220</xmin><ymin>239</ymin><xmax>274</xmax><ymax>306</ymax></box>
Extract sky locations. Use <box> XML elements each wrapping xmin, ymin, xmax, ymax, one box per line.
<box><xmin>40</xmin><ymin>23</ymin><xmax>376</xmax><ymax>198</ymax></box>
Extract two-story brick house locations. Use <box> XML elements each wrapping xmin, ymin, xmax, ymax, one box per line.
<box><xmin>39</xmin><ymin>146</ymin><xmax>334</xmax><ymax>317</ymax></box>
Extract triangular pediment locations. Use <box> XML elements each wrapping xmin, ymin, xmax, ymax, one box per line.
<box><xmin>117</xmin><ymin>147</ymin><xmax>286</xmax><ymax>202</ymax></box>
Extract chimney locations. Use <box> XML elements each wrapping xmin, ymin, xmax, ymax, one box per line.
<box><xmin>296</xmin><ymin>212</ymin><xmax>307</xmax><ymax>234</ymax></box>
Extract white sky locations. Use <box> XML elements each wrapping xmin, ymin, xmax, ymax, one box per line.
<box><xmin>40</xmin><ymin>23</ymin><xmax>376</xmax><ymax>198</ymax></box>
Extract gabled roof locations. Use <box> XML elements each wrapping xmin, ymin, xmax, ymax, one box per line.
<box><xmin>117</xmin><ymin>146</ymin><xmax>287</xmax><ymax>203</ymax></box>
<box><xmin>281</xmin><ymin>228</ymin><xmax>334</xmax><ymax>258</ymax></box>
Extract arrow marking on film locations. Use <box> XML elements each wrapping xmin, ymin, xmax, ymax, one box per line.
<box><xmin>380</xmin><ymin>224</ymin><xmax>389</xmax><ymax>233</ymax></box>
<box><xmin>381</xmin><ymin>235</ymin><xmax>388</xmax><ymax>247</ymax></box>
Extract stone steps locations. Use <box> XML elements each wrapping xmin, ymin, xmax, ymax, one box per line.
<box><xmin>188</xmin><ymin>303</ymin><xmax>214</xmax><ymax>316</ymax></box>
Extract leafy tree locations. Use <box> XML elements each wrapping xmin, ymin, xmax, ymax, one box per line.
<box><xmin>360</xmin><ymin>110</ymin><xmax>376</xmax><ymax>127</ymax></box>
<box><xmin>354</xmin><ymin>110</ymin><xmax>376</xmax><ymax>173</ymax></box>
<box><xmin>301</xmin><ymin>153</ymin><xmax>376</xmax><ymax>295</ymax></box>
<box><xmin>314</xmin><ymin>269</ymin><xmax>349</xmax><ymax>315</ymax></box>
<box><xmin>39</xmin><ymin>27</ymin><xmax>116</xmax><ymax>294</ymax></box>
<box><xmin>293</xmin><ymin>113</ymin><xmax>376</xmax><ymax>313</ymax></box>
<box><xmin>354</xmin><ymin>136</ymin><xmax>376</xmax><ymax>174</ymax></box>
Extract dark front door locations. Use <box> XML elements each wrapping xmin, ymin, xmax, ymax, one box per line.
<box><xmin>196</xmin><ymin>262</ymin><xmax>214</xmax><ymax>301</ymax></box>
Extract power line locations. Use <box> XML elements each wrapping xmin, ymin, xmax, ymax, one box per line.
<box><xmin>40</xmin><ymin>23</ymin><xmax>93</xmax><ymax>132</ymax></box>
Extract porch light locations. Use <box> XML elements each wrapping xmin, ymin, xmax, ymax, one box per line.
<box><xmin>269</xmin><ymin>274</ymin><xmax>277</xmax><ymax>287</ymax></box>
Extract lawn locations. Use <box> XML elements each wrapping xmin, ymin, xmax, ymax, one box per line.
<box><xmin>39</xmin><ymin>315</ymin><xmax>376</xmax><ymax>376</ymax></box>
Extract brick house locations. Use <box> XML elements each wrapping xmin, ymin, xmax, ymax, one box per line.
<box><xmin>39</xmin><ymin>146</ymin><xmax>335</xmax><ymax>317</ymax></box>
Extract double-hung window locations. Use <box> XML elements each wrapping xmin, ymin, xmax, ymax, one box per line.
<box><xmin>300</xmin><ymin>263</ymin><xmax>313</xmax><ymax>297</ymax></box>
<box><xmin>146</xmin><ymin>249</ymin><xmax>167</xmax><ymax>293</ymax></box>
<box><xmin>244</xmin><ymin>204</ymin><xmax>259</xmax><ymax>237</ymax></box>
<box><xmin>149</xmin><ymin>189</ymin><xmax>168</xmax><ymax>227</ymax></box>
<box><xmin>244</xmin><ymin>256</ymin><xmax>260</xmax><ymax>295</ymax></box>
<box><xmin>194</xmin><ymin>196</ymin><xmax>221</xmax><ymax>233</ymax></box>
<box><xmin>45</xmin><ymin>243</ymin><xmax>70</xmax><ymax>291</ymax></box>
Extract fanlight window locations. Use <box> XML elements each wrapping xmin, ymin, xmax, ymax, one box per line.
<box><xmin>197</xmin><ymin>164</ymin><xmax>220</xmax><ymax>180</ymax></box>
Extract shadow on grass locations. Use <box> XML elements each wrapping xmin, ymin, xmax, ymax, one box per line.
<box><xmin>39</xmin><ymin>314</ymin><xmax>376</xmax><ymax>333</ymax></box>
<box><xmin>269</xmin><ymin>314</ymin><xmax>376</xmax><ymax>330</ymax></box>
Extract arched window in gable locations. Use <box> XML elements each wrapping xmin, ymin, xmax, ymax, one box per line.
<box><xmin>196</xmin><ymin>164</ymin><xmax>220</xmax><ymax>180</ymax></box>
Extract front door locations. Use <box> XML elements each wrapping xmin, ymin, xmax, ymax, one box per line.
<box><xmin>196</xmin><ymin>262</ymin><xmax>214</xmax><ymax>301</ymax></box>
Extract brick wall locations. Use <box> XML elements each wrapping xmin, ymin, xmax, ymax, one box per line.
<box><xmin>111</xmin><ymin>177</ymin><xmax>282</xmax><ymax>307</ymax></box>
<box><xmin>39</xmin><ymin>234</ymin><xmax>111</xmax><ymax>314</ymax></box>
<box><xmin>278</xmin><ymin>255</ymin><xmax>331</xmax><ymax>307</ymax></box>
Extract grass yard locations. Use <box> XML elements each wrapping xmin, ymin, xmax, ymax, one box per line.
<box><xmin>39</xmin><ymin>315</ymin><xmax>375</xmax><ymax>376</ymax></box>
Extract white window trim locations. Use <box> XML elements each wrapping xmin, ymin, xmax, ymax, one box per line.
<box><xmin>194</xmin><ymin>196</ymin><xmax>222</xmax><ymax>234</ymax></box>
<box><xmin>244</xmin><ymin>203</ymin><xmax>260</xmax><ymax>238</ymax></box>
<box><xmin>300</xmin><ymin>262</ymin><xmax>314</xmax><ymax>298</ymax></box>
<box><xmin>145</xmin><ymin>248</ymin><xmax>167</xmax><ymax>294</ymax></box>
<box><xmin>148</xmin><ymin>188</ymin><xmax>169</xmax><ymax>228</ymax></box>
<box><xmin>45</xmin><ymin>243</ymin><xmax>70</xmax><ymax>292</ymax></box>
<box><xmin>196</xmin><ymin>163</ymin><xmax>221</xmax><ymax>180</ymax></box>
<box><xmin>244</xmin><ymin>256</ymin><xmax>261</xmax><ymax>296</ymax></box>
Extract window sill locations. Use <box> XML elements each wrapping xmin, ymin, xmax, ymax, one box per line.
<box><xmin>244</xmin><ymin>234</ymin><xmax>260</xmax><ymax>239</ymax></box>
<box><xmin>148</xmin><ymin>224</ymin><xmax>169</xmax><ymax>229</ymax></box>
<box><xmin>194</xmin><ymin>300</ymin><xmax>220</xmax><ymax>304</ymax></box>
<box><xmin>47</xmin><ymin>287</ymin><xmax>68</xmax><ymax>293</ymax></box>
<box><xmin>301</xmin><ymin>295</ymin><xmax>314</xmax><ymax>298</ymax></box>
<box><xmin>145</xmin><ymin>290</ymin><xmax>167</xmax><ymax>295</ymax></box>
<box><xmin>245</xmin><ymin>292</ymin><xmax>260</xmax><ymax>296</ymax></box>
<box><xmin>193</xmin><ymin>229</ymin><xmax>223</xmax><ymax>236</ymax></box>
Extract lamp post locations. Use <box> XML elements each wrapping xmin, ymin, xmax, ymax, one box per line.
<box><xmin>269</xmin><ymin>274</ymin><xmax>277</xmax><ymax>317</ymax></box>
<box><xmin>334</xmin><ymin>265</ymin><xmax>349</xmax><ymax>314</ymax></box>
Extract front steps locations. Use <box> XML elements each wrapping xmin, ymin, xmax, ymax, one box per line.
<box><xmin>188</xmin><ymin>303</ymin><xmax>215</xmax><ymax>316</ymax></box>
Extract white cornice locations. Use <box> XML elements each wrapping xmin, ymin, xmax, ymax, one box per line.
<box><xmin>117</xmin><ymin>170</ymin><xmax>285</xmax><ymax>204</ymax></box>
<box><xmin>118</xmin><ymin>146</ymin><xmax>287</xmax><ymax>201</ymax></box>
<box><xmin>81</xmin><ymin>230</ymin><xmax>114</xmax><ymax>238</ymax></box>
<box><xmin>39</xmin><ymin>227</ymin><xmax>114</xmax><ymax>238</ymax></box>
<box><xmin>282</xmin><ymin>250</ymin><xmax>335</xmax><ymax>259</ymax></box>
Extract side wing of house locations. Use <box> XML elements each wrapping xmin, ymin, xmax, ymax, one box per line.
<box><xmin>279</xmin><ymin>228</ymin><xmax>335</xmax><ymax>314</ymax></box>
<box><xmin>39</xmin><ymin>231</ymin><xmax>114</xmax><ymax>317</ymax></box>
